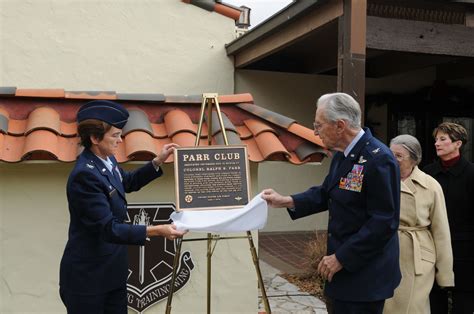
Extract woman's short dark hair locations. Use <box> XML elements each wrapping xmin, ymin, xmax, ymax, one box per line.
<box><xmin>433</xmin><ymin>122</ymin><xmax>468</xmax><ymax>147</ymax></box>
<box><xmin>78</xmin><ymin>119</ymin><xmax>112</xmax><ymax>149</ymax></box>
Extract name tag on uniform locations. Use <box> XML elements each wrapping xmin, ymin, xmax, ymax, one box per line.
<box><xmin>109</xmin><ymin>188</ymin><xmax>117</xmax><ymax>197</ymax></box>
<box><xmin>339</xmin><ymin>164</ymin><xmax>364</xmax><ymax>192</ymax></box>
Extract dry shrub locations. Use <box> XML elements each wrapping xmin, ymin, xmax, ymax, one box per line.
<box><xmin>282</xmin><ymin>231</ymin><xmax>328</xmax><ymax>302</ymax></box>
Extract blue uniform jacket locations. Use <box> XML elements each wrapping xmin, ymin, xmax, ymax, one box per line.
<box><xmin>290</xmin><ymin>128</ymin><xmax>401</xmax><ymax>302</ymax></box>
<box><xmin>59</xmin><ymin>148</ymin><xmax>162</xmax><ymax>295</ymax></box>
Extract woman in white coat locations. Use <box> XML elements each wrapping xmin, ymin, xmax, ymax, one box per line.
<box><xmin>384</xmin><ymin>134</ymin><xmax>454</xmax><ymax>314</ymax></box>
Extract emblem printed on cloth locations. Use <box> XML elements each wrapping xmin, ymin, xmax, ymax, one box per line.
<box><xmin>126</xmin><ymin>203</ymin><xmax>194</xmax><ymax>313</ymax></box>
<box><xmin>339</xmin><ymin>164</ymin><xmax>364</xmax><ymax>192</ymax></box>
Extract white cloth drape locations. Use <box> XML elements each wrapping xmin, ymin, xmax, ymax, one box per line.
<box><xmin>170</xmin><ymin>193</ymin><xmax>268</xmax><ymax>233</ymax></box>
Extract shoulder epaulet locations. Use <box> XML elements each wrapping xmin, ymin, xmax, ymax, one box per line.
<box><xmin>363</xmin><ymin>139</ymin><xmax>383</xmax><ymax>157</ymax></box>
<box><xmin>371</xmin><ymin>147</ymin><xmax>381</xmax><ymax>155</ymax></box>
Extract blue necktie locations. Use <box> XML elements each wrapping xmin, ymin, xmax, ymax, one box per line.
<box><xmin>112</xmin><ymin>166</ymin><xmax>121</xmax><ymax>182</ymax></box>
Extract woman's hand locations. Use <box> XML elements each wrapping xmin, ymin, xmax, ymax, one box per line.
<box><xmin>146</xmin><ymin>224</ymin><xmax>187</xmax><ymax>240</ymax></box>
<box><xmin>152</xmin><ymin>143</ymin><xmax>179</xmax><ymax>168</ymax></box>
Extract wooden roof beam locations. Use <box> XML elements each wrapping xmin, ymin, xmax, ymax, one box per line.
<box><xmin>337</xmin><ymin>0</ymin><xmax>367</xmax><ymax>122</ymax></box>
<box><xmin>366</xmin><ymin>16</ymin><xmax>474</xmax><ymax>58</ymax></box>
<box><xmin>232</xmin><ymin>0</ymin><xmax>343</xmax><ymax>68</ymax></box>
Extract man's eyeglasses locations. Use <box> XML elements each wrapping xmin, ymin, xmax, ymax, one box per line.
<box><xmin>313</xmin><ymin>121</ymin><xmax>328</xmax><ymax>131</ymax></box>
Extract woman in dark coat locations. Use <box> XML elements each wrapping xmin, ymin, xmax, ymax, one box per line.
<box><xmin>59</xmin><ymin>100</ymin><xmax>186</xmax><ymax>314</ymax></box>
<box><xmin>424</xmin><ymin>122</ymin><xmax>474</xmax><ymax>314</ymax></box>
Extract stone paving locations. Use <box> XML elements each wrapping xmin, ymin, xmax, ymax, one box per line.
<box><xmin>258</xmin><ymin>260</ymin><xmax>327</xmax><ymax>314</ymax></box>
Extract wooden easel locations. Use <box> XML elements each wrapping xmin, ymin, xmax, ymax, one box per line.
<box><xmin>165</xmin><ymin>93</ymin><xmax>271</xmax><ymax>314</ymax></box>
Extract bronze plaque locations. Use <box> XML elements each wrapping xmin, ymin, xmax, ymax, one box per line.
<box><xmin>174</xmin><ymin>145</ymin><xmax>250</xmax><ymax>211</ymax></box>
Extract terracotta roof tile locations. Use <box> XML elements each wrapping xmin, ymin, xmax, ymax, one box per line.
<box><xmin>0</xmin><ymin>87</ymin><xmax>17</xmax><ymax>96</ymax></box>
<box><xmin>117</xmin><ymin>93</ymin><xmax>165</xmax><ymax>102</ymax></box>
<box><xmin>0</xmin><ymin>133</ymin><xmax>4</xmax><ymax>159</ymax></box>
<box><xmin>164</xmin><ymin>109</ymin><xmax>197</xmax><ymax>137</ymax></box>
<box><xmin>199</xmin><ymin>124</ymin><xmax>209</xmax><ymax>138</ymax></box>
<box><xmin>23</xmin><ymin>130</ymin><xmax>59</xmax><ymax>159</ymax></box>
<box><xmin>0</xmin><ymin>110</ymin><xmax>8</xmax><ymax>134</ymax></box>
<box><xmin>65</xmin><ymin>91</ymin><xmax>117</xmax><ymax>100</ymax></box>
<box><xmin>214</xmin><ymin>3</ymin><xmax>241</xmax><ymax>20</ymax></box>
<box><xmin>288</xmin><ymin>123</ymin><xmax>324</xmax><ymax>147</ymax></box>
<box><xmin>182</xmin><ymin>0</ymin><xmax>242</xmax><ymax>20</ymax></box>
<box><xmin>25</xmin><ymin>107</ymin><xmax>61</xmax><ymax>135</ymax></box>
<box><xmin>60</xmin><ymin>122</ymin><xmax>78</xmax><ymax>137</ymax></box>
<box><xmin>287</xmin><ymin>152</ymin><xmax>312</xmax><ymax>165</ymax></box>
<box><xmin>243</xmin><ymin>119</ymin><xmax>277</xmax><ymax>137</ymax></box>
<box><xmin>164</xmin><ymin>94</ymin><xmax>252</xmax><ymax>105</ymax></box>
<box><xmin>165</xmin><ymin>95</ymin><xmax>202</xmax><ymax>103</ymax></box>
<box><xmin>295</xmin><ymin>142</ymin><xmax>326</xmax><ymax>162</ymax></box>
<box><xmin>0</xmin><ymin>134</ymin><xmax>23</xmax><ymax>162</ymax></box>
<box><xmin>171</xmin><ymin>131</ymin><xmax>199</xmax><ymax>147</ymax></box>
<box><xmin>242</xmin><ymin>138</ymin><xmax>264</xmax><ymax>162</ymax></box>
<box><xmin>114</xmin><ymin>143</ymin><xmax>126</xmax><ymax>163</ymax></box>
<box><xmin>237</xmin><ymin>103</ymin><xmax>295</xmax><ymax>129</ymax></box>
<box><xmin>0</xmin><ymin>106</ymin><xmax>9</xmax><ymax>117</ymax></box>
<box><xmin>6</xmin><ymin>119</ymin><xmax>27</xmax><ymax>135</ymax></box>
<box><xmin>15</xmin><ymin>89</ymin><xmax>65</xmax><ymax>98</ymax></box>
<box><xmin>0</xmin><ymin>88</ymin><xmax>326</xmax><ymax>164</ymax></box>
<box><xmin>219</xmin><ymin>93</ymin><xmax>253</xmax><ymax>104</ymax></box>
<box><xmin>124</xmin><ymin>131</ymin><xmax>157</xmax><ymax>158</ymax></box>
<box><xmin>122</xmin><ymin>109</ymin><xmax>154</xmax><ymax>136</ymax></box>
<box><xmin>2</xmin><ymin>107</ymin><xmax>77</xmax><ymax>136</ymax></box>
<box><xmin>151</xmin><ymin>123</ymin><xmax>168</xmax><ymax>138</ymax></box>
<box><xmin>57</xmin><ymin>136</ymin><xmax>81</xmax><ymax>161</ymax></box>
<box><xmin>235</xmin><ymin>125</ymin><xmax>252</xmax><ymax>139</ymax></box>
<box><xmin>214</xmin><ymin>130</ymin><xmax>241</xmax><ymax>145</ymax></box>
<box><xmin>209</xmin><ymin>111</ymin><xmax>237</xmax><ymax>135</ymax></box>
<box><xmin>253</xmin><ymin>131</ymin><xmax>289</xmax><ymax>160</ymax></box>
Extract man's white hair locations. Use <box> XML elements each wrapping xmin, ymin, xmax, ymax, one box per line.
<box><xmin>317</xmin><ymin>93</ymin><xmax>361</xmax><ymax>129</ymax></box>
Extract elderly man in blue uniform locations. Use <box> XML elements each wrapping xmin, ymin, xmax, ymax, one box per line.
<box><xmin>262</xmin><ymin>93</ymin><xmax>401</xmax><ymax>314</ymax></box>
<box><xmin>59</xmin><ymin>100</ymin><xmax>186</xmax><ymax>314</ymax></box>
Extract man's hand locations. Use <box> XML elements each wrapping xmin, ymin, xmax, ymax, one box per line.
<box><xmin>317</xmin><ymin>254</ymin><xmax>343</xmax><ymax>282</ymax></box>
<box><xmin>152</xmin><ymin>143</ymin><xmax>179</xmax><ymax>168</ymax></box>
<box><xmin>261</xmin><ymin>189</ymin><xmax>295</xmax><ymax>208</ymax></box>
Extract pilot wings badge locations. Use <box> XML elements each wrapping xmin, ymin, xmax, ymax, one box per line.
<box><xmin>358</xmin><ymin>156</ymin><xmax>367</xmax><ymax>164</ymax></box>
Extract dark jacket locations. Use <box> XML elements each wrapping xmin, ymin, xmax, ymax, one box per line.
<box><xmin>290</xmin><ymin>128</ymin><xmax>401</xmax><ymax>302</ymax></box>
<box><xmin>60</xmin><ymin>148</ymin><xmax>162</xmax><ymax>295</ymax></box>
<box><xmin>424</xmin><ymin>156</ymin><xmax>474</xmax><ymax>290</ymax></box>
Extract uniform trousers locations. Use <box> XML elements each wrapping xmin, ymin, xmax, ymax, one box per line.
<box><xmin>328</xmin><ymin>298</ymin><xmax>385</xmax><ymax>314</ymax></box>
<box><xmin>60</xmin><ymin>286</ymin><xmax>127</xmax><ymax>314</ymax></box>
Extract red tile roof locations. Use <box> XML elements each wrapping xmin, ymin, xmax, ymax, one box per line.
<box><xmin>182</xmin><ymin>0</ymin><xmax>242</xmax><ymax>20</ymax></box>
<box><xmin>0</xmin><ymin>87</ymin><xmax>327</xmax><ymax>164</ymax></box>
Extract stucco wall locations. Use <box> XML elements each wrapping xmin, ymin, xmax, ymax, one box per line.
<box><xmin>0</xmin><ymin>162</ymin><xmax>259</xmax><ymax>313</ymax></box>
<box><xmin>0</xmin><ymin>0</ymin><xmax>235</xmax><ymax>94</ymax></box>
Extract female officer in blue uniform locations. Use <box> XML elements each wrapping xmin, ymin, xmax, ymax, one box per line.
<box><xmin>59</xmin><ymin>100</ymin><xmax>186</xmax><ymax>314</ymax></box>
